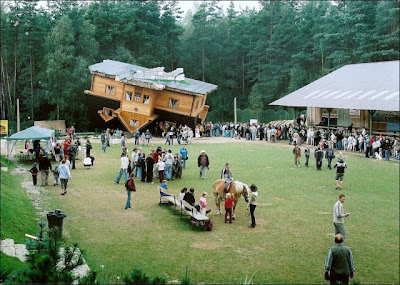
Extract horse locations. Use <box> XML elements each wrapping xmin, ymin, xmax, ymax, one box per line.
<box><xmin>212</xmin><ymin>179</ymin><xmax>250</xmax><ymax>219</ymax></box>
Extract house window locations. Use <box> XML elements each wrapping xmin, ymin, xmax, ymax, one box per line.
<box><xmin>169</xmin><ymin>98</ymin><xmax>179</xmax><ymax>109</ymax></box>
<box><xmin>103</xmin><ymin>108</ymin><xmax>113</xmax><ymax>116</ymax></box>
<box><xmin>130</xmin><ymin>119</ymin><xmax>139</xmax><ymax>127</ymax></box>
<box><xmin>143</xmin><ymin>95</ymin><xmax>150</xmax><ymax>104</ymax></box>
<box><xmin>125</xmin><ymin>91</ymin><xmax>133</xmax><ymax>101</ymax></box>
<box><xmin>105</xmin><ymin>85</ymin><xmax>115</xmax><ymax>95</ymax></box>
<box><xmin>134</xmin><ymin>92</ymin><xmax>142</xmax><ymax>102</ymax></box>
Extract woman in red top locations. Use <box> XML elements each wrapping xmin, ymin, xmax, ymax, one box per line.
<box><xmin>224</xmin><ymin>193</ymin><xmax>236</xmax><ymax>223</ymax></box>
<box><xmin>63</xmin><ymin>139</ymin><xmax>71</xmax><ymax>157</ymax></box>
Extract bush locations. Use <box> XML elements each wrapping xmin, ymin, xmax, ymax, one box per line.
<box><xmin>123</xmin><ymin>268</ymin><xmax>166</xmax><ymax>285</ymax></box>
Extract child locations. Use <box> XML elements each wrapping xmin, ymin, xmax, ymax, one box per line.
<box><xmin>53</xmin><ymin>165</ymin><xmax>60</xmax><ymax>186</ymax></box>
<box><xmin>224</xmin><ymin>193</ymin><xmax>236</xmax><ymax>223</ymax></box>
<box><xmin>199</xmin><ymin>192</ymin><xmax>211</xmax><ymax>215</ymax></box>
<box><xmin>30</xmin><ymin>162</ymin><xmax>39</xmax><ymax>186</ymax></box>
<box><xmin>140</xmin><ymin>133</ymin><xmax>145</xmax><ymax>146</ymax></box>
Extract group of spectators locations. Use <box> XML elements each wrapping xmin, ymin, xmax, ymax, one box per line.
<box><xmin>194</xmin><ymin>119</ymin><xmax>399</xmax><ymax>161</ymax></box>
<box><xmin>115</xmin><ymin>142</ymin><xmax>189</xmax><ymax>185</ymax></box>
<box><xmin>27</xmin><ymin>129</ymin><xmax>94</xmax><ymax>196</ymax></box>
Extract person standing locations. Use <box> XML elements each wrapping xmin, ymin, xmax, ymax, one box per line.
<box><xmin>115</xmin><ymin>153</ymin><xmax>130</xmax><ymax>184</ymax></box>
<box><xmin>30</xmin><ymin>162</ymin><xmax>39</xmax><ymax>186</ymax></box>
<box><xmin>324</xmin><ymin>234</ymin><xmax>355</xmax><ymax>284</ymax></box>
<box><xmin>164</xmin><ymin>150</ymin><xmax>174</xmax><ymax>180</ymax></box>
<box><xmin>68</xmin><ymin>142</ymin><xmax>78</xmax><ymax>170</ymax></box>
<box><xmin>325</xmin><ymin>145</ymin><xmax>335</xmax><ymax>170</ymax></box>
<box><xmin>157</xmin><ymin>156</ymin><xmax>166</xmax><ymax>183</ymax></box>
<box><xmin>314</xmin><ymin>146</ymin><xmax>324</xmax><ymax>170</ymax></box>
<box><xmin>364</xmin><ymin>134</ymin><xmax>370</xmax><ymax>158</ymax></box>
<box><xmin>139</xmin><ymin>153</ymin><xmax>146</xmax><ymax>182</ymax></box>
<box><xmin>59</xmin><ymin>159</ymin><xmax>71</xmax><ymax>195</ymax></box>
<box><xmin>304</xmin><ymin>147</ymin><xmax>310</xmax><ymax>167</ymax></box>
<box><xmin>146</xmin><ymin>153</ymin><xmax>154</xmax><ymax>183</ymax></box>
<box><xmin>224</xmin><ymin>193</ymin><xmax>236</xmax><ymax>224</ymax></box>
<box><xmin>197</xmin><ymin>150</ymin><xmax>209</xmax><ymax>180</ymax></box>
<box><xmin>53</xmin><ymin>139</ymin><xmax>61</xmax><ymax>162</ymax></box>
<box><xmin>145</xmin><ymin>129</ymin><xmax>152</xmax><ymax>146</ymax></box>
<box><xmin>38</xmin><ymin>153</ymin><xmax>52</xmax><ymax>186</ymax></box>
<box><xmin>179</xmin><ymin>145</ymin><xmax>188</xmax><ymax>169</ymax></box>
<box><xmin>125</xmin><ymin>173</ymin><xmax>136</xmax><ymax>210</ymax></box>
<box><xmin>63</xmin><ymin>138</ymin><xmax>71</xmax><ymax>158</ymax></box>
<box><xmin>247</xmin><ymin>184</ymin><xmax>258</xmax><ymax>228</ymax></box>
<box><xmin>292</xmin><ymin>143</ymin><xmax>301</xmax><ymax>168</ymax></box>
<box><xmin>334</xmin><ymin>155</ymin><xmax>347</xmax><ymax>190</ymax></box>
<box><xmin>333</xmin><ymin>194</ymin><xmax>350</xmax><ymax>242</ymax></box>
<box><xmin>101</xmin><ymin>131</ymin><xmax>106</xmax><ymax>152</ymax></box>
<box><xmin>85</xmin><ymin>139</ymin><xmax>92</xmax><ymax>157</ymax></box>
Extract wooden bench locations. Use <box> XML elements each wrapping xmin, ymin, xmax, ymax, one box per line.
<box><xmin>158</xmin><ymin>187</ymin><xmax>211</xmax><ymax>230</ymax></box>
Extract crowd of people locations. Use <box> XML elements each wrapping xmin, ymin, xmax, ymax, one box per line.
<box><xmin>194</xmin><ymin>119</ymin><xmax>399</xmax><ymax>161</ymax></box>
<box><xmin>23</xmin><ymin>119</ymin><xmax>395</xmax><ymax>283</ymax></box>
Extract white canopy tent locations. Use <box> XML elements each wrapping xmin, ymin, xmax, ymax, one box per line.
<box><xmin>6</xmin><ymin>126</ymin><xmax>55</xmax><ymax>160</ymax></box>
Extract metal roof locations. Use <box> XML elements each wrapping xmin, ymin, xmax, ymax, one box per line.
<box><xmin>270</xmin><ymin>61</ymin><xmax>399</xmax><ymax>111</ymax></box>
<box><xmin>89</xmin><ymin>60</ymin><xmax>218</xmax><ymax>96</ymax></box>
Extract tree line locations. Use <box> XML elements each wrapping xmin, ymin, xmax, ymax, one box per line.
<box><xmin>1</xmin><ymin>0</ymin><xmax>398</xmax><ymax>132</ymax></box>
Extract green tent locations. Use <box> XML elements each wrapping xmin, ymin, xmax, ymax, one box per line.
<box><xmin>6</xmin><ymin>126</ymin><xmax>55</xmax><ymax>159</ymax></box>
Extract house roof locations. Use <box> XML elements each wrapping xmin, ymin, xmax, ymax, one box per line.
<box><xmin>7</xmin><ymin>126</ymin><xmax>55</xmax><ymax>141</ymax></box>
<box><xmin>270</xmin><ymin>61</ymin><xmax>399</xmax><ymax>111</ymax></box>
<box><xmin>89</xmin><ymin>60</ymin><xmax>218</xmax><ymax>96</ymax></box>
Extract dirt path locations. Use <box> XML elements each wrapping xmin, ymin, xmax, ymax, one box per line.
<box><xmin>11</xmin><ymin>164</ymin><xmax>52</xmax><ymax>217</ymax></box>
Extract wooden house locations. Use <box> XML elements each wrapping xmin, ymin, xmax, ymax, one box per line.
<box><xmin>84</xmin><ymin>60</ymin><xmax>217</xmax><ymax>133</ymax></box>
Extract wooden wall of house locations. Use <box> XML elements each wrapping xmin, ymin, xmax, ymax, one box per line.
<box><xmin>122</xmin><ymin>86</ymin><xmax>155</xmax><ymax>116</ymax></box>
<box><xmin>153</xmin><ymin>90</ymin><xmax>194</xmax><ymax>116</ymax></box>
<box><xmin>91</xmin><ymin>75</ymin><xmax>125</xmax><ymax>101</ymax></box>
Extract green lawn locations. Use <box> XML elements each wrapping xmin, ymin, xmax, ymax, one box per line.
<box><xmin>2</xmin><ymin>141</ymin><xmax>399</xmax><ymax>284</ymax></box>
<box><xmin>0</xmin><ymin>156</ymin><xmax>39</xmax><ymax>243</ymax></box>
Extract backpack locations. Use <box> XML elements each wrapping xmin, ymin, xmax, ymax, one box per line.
<box><xmin>125</xmin><ymin>178</ymin><xmax>136</xmax><ymax>192</ymax></box>
<box><xmin>204</xmin><ymin>219</ymin><xmax>213</xmax><ymax>231</ymax></box>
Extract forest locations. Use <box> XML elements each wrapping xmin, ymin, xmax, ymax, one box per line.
<box><xmin>1</xmin><ymin>0</ymin><xmax>399</xmax><ymax>132</ymax></box>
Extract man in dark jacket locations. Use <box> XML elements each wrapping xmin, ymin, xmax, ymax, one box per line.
<box><xmin>314</xmin><ymin>146</ymin><xmax>324</xmax><ymax>170</ymax></box>
<box><xmin>183</xmin><ymin>188</ymin><xmax>200</xmax><ymax>211</ymax></box>
<box><xmin>324</xmin><ymin>234</ymin><xmax>355</xmax><ymax>284</ymax></box>
<box><xmin>68</xmin><ymin>142</ymin><xmax>78</xmax><ymax>169</ymax></box>
<box><xmin>145</xmin><ymin>153</ymin><xmax>154</xmax><ymax>183</ymax></box>
<box><xmin>38</xmin><ymin>153</ymin><xmax>52</xmax><ymax>186</ymax></box>
<box><xmin>197</xmin><ymin>150</ymin><xmax>209</xmax><ymax>180</ymax></box>
<box><xmin>325</xmin><ymin>145</ymin><xmax>335</xmax><ymax>169</ymax></box>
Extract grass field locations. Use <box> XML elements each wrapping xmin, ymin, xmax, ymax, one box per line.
<box><xmin>3</xmin><ymin>139</ymin><xmax>399</xmax><ymax>284</ymax></box>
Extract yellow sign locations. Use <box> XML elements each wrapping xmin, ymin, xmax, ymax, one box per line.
<box><xmin>0</xmin><ymin>120</ymin><xmax>8</xmax><ymax>135</ymax></box>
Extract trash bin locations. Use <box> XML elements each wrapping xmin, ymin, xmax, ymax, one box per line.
<box><xmin>47</xmin><ymin>209</ymin><xmax>66</xmax><ymax>239</ymax></box>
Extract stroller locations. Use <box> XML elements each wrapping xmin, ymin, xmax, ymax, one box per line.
<box><xmin>83</xmin><ymin>156</ymin><xmax>95</xmax><ymax>169</ymax></box>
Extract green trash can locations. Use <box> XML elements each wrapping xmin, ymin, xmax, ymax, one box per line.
<box><xmin>47</xmin><ymin>209</ymin><xmax>66</xmax><ymax>239</ymax></box>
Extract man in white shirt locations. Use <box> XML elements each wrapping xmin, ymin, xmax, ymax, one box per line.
<box><xmin>115</xmin><ymin>153</ymin><xmax>130</xmax><ymax>184</ymax></box>
<box><xmin>157</xmin><ymin>156</ymin><xmax>166</xmax><ymax>183</ymax></box>
<box><xmin>333</xmin><ymin>194</ymin><xmax>350</xmax><ymax>242</ymax></box>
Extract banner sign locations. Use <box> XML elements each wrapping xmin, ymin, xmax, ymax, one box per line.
<box><xmin>0</xmin><ymin>120</ymin><xmax>8</xmax><ymax>135</ymax></box>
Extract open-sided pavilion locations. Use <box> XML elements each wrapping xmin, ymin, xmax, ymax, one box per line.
<box><xmin>270</xmin><ymin>61</ymin><xmax>399</xmax><ymax>134</ymax></box>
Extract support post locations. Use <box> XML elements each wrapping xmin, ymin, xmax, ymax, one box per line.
<box><xmin>368</xmin><ymin>110</ymin><xmax>376</xmax><ymax>136</ymax></box>
<box><xmin>327</xmin><ymin>108</ymin><xmax>333</xmax><ymax>130</ymax></box>
<box><xmin>234</xmin><ymin>97</ymin><xmax>237</xmax><ymax>125</ymax></box>
<box><xmin>17</xmin><ymin>98</ymin><xmax>20</xmax><ymax>132</ymax></box>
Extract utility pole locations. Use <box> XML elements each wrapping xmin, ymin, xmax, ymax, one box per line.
<box><xmin>234</xmin><ymin>97</ymin><xmax>237</xmax><ymax>125</ymax></box>
<box><xmin>17</xmin><ymin>98</ymin><xmax>20</xmax><ymax>132</ymax></box>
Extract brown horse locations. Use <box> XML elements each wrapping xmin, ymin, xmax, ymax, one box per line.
<box><xmin>212</xmin><ymin>179</ymin><xmax>250</xmax><ymax>219</ymax></box>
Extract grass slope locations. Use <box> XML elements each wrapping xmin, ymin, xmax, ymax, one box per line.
<box><xmin>1</xmin><ymin>156</ymin><xmax>38</xmax><ymax>243</ymax></box>
<box><xmin>8</xmin><ymin>141</ymin><xmax>400</xmax><ymax>284</ymax></box>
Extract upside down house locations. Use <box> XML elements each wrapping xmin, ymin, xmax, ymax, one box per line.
<box><xmin>84</xmin><ymin>60</ymin><xmax>218</xmax><ymax>133</ymax></box>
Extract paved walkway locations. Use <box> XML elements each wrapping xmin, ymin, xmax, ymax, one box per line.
<box><xmin>0</xmin><ymin>238</ymin><xmax>90</xmax><ymax>281</ymax></box>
